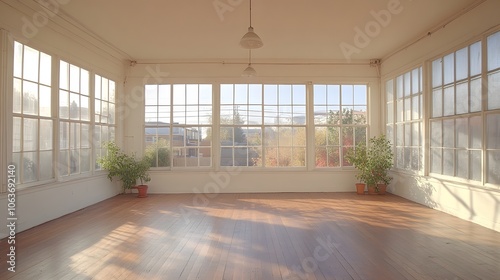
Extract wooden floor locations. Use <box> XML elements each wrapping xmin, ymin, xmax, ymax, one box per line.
<box><xmin>1</xmin><ymin>193</ymin><xmax>499</xmax><ymax>280</ymax></box>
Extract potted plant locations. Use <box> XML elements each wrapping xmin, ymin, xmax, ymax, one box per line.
<box><xmin>368</xmin><ymin>135</ymin><xmax>393</xmax><ymax>194</ymax></box>
<box><xmin>97</xmin><ymin>141</ymin><xmax>151</xmax><ymax>198</ymax></box>
<box><xmin>346</xmin><ymin>135</ymin><xmax>393</xmax><ymax>195</ymax></box>
<box><xmin>345</xmin><ymin>142</ymin><xmax>376</xmax><ymax>194</ymax></box>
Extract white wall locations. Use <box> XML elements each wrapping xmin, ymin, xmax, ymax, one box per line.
<box><xmin>0</xmin><ymin>0</ymin><xmax>126</xmax><ymax>238</ymax></box>
<box><xmin>382</xmin><ymin>0</ymin><xmax>500</xmax><ymax>232</ymax></box>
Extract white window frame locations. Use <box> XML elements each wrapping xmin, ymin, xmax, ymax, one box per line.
<box><xmin>313</xmin><ymin>84</ymin><xmax>369</xmax><ymax>169</ymax></box>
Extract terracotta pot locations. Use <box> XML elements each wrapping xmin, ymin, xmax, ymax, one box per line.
<box><xmin>367</xmin><ymin>184</ymin><xmax>377</xmax><ymax>195</ymax></box>
<box><xmin>377</xmin><ymin>184</ymin><xmax>387</xmax><ymax>195</ymax></box>
<box><xmin>133</xmin><ymin>185</ymin><xmax>148</xmax><ymax>198</ymax></box>
<box><xmin>355</xmin><ymin>183</ymin><xmax>365</xmax><ymax>195</ymax></box>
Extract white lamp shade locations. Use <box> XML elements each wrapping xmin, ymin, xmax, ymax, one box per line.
<box><xmin>240</xmin><ymin>27</ymin><xmax>263</xmax><ymax>49</ymax></box>
<box><xmin>242</xmin><ymin>64</ymin><xmax>257</xmax><ymax>77</ymax></box>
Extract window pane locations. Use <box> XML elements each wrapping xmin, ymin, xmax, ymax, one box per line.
<box><xmin>14</xmin><ymin>42</ymin><xmax>23</xmax><ymax>78</ymax></box>
<box><xmin>443</xmin><ymin>86</ymin><xmax>455</xmax><ymax>116</ymax></box>
<box><xmin>314</xmin><ymin>85</ymin><xmax>327</xmax><ymax>105</ymax></box>
<box><xmin>70</xmin><ymin>150</ymin><xmax>80</xmax><ymax>174</ymax></box>
<box><xmin>443</xmin><ymin>53</ymin><xmax>454</xmax><ymax>84</ymax></box>
<box><xmin>81</xmin><ymin>124</ymin><xmax>90</xmax><ymax>148</ymax></box>
<box><xmin>455</xmin><ymin>118</ymin><xmax>468</xmax><ymax>149</ymax></box>
<box><xmin>412</xmin><ymin>95</ymin><xmax>419</xmax><ymax>120</ymax></box>
<box><xmin>470</xmin><ymin>77</ymin><xmax>482</xmax><ymax>112</ymax></box>
<box><xmin>186</xmin><ymin>84</ymin><xmax>199</xmax><ymax>105</ymax></box>
<box><xmin>60</xmin><ymin>61</ymin><xmax>69</xmax><ymax>90</ymax></box>
<box><xmin>455</xmin><ymin>81</ymin><xmax>468</xmax><ymax>115</ymax></box>
<box><xmin>264</xmin><ymin>85</ymin><xmax>278</xmax><ymax>105</ymax></box>
<box><xmin>221</xmin><ymin>84</ymin><xmax>233</xmax><ymax>104</ymax></box>
<box><xmin>487</xmin><ymin>114</ymin><xmax>500</xmax><ymax>149</ymax></box>
<box><xmin>341</xmin><ymin>85</ymin><xmax>354</xmax><ymax>104</ymax></box>
<box><xmin>39</xmin><ymin>151</ymin><xmax>53</xmax><ymax>181</ymax></box>
<box><xmin>386</xmin><ymin>80</ymin><xmax>394</xmax><ymax>101</ymax></box>
<box><xmin>456</xmin><ymin>47</ymin><xmax>468</xmax><ymax>81</ymax></box>
<box><xmin>432</xmin><ymin>89</ymin><xmax>442</xmax><ymax>117</ymax></box>
<box><xmin>488</xmin><ymin>70</ymin><xmax>500</xmax><ymax>110</ymax></box>
<box><xmin>470</xmin><ymin>150</ymin><xmax>481</xmax><ymax>181</ymax></box>
<box><xmin>220</xmin><ymin>147</ymin><xmax>233</xmax><ymax>166</ymax></box>
<box><xmin>431</xmin><ymin>148</ymin><xmax>442</xmax><ymax>174</ymax></box>
<box><xmin>432</xmin><ymin>59</ymin><xmax>442</xmax><ymax>87</ymax></box>
<box><xmin>81</xmin><ymin>69</ymin><xmax>89</xmax><ymax>96</ymax></box>
<box><xmin>396</xmin><ymin>76</ymin><xmax>404</xmax><ymax>98</ymax></box>
<box><xmin>23</xmin><ymin>46</ymin><xmax>39</xmax><ymax>82</ymax></box>
<box><xmin>13</xmin><ymin>78</ymin><xmax>22</xmax><ymax>114</ymax></box>
<box><xmin>173</xmin><ymin>84</ymin><xmax>186</xmax><ymax>105</ymax></box>
<box><xmin>293</xmin><ymin>85</ymin><xmax>306</xmax><ymax>105</ymax></box>
<box><xmin>430</xmin><ymin>121</ymin><xmax>442</xmax><ymax>147</ymax></box>
<box><xmin>249</xmin><ymin>84</ymin><xmax>262</xmax><ymax>104</ymax></box>
<box><xmin>443</xmin><ymin>149</ymin><xmax>454</xmax><ymax>176</ymax></box>
<box><xmin>70</xmin><ymin>93</ymin><xmax>80</xmax><ymax>120</ymax></box>
<box><xmin>24</xmin><ymin>118</ymin><xmax>38</xmax><ymax>151</ymax></box>
<box><xmin>40</xmin><ymin>119</ymin><xmax>52</xmax><ymax>150</ymax></box>
<box><xmin>39</xmin><ymin>85</ymin><xmax>51</xmax><ymax>117</ymax></box>
<box><xmin>470</xmin><ymin>41</ymin><xmax>482</xmax><ymax>76</ymax></box>
<box><xmin>487</xmin><ymin>31</ymin><xmax>500</xmax><ymax>71</ymax></box>
<box><xmin>470</xmin><ymin>116</ymin><xmax>482</xmax><ymax>149</ymax></box>
<box><xmin>23</xmin><ymin>152</ymin><xmax>38</xmax><ymax>182</ymax></box>
<box><xmin>69</xmin><ymin>64</ymin><xmax>80</xmax><ymax>93</ymax></box>
<box><xmin>412</xmin><ymin>68</ymin><xmax>420</xmax><ymax>94</ymax></box>
<box><xmin>456</xmin><ymin>149</ymin><xmax>468</xmax><ymax>179</ymax></box>
<box><xmin>80</xmin><ymin>148</ymin><xmax>91</xmax><ymax>173</ymax></box>
<box><xmin>39</xmin><ymin>52</ymin><xmax>51</xmax><ymax>86</ymax></box>
<box><xmin>404</xmin><ymin>97</ymin><xmax>411</xmax><ymax>121</ymax></box>
<box><xmin>487</xmin><ymin>151</ymin><xmax>500</xmax><ymax>184</ymax></box>
<box><xmin>443</xmin><ymin>119</ymin><xmax>455</xmax><ymax>148</ymax></box>
<box><xmin>109</xmin><ymin>81</ymin><xmax>116</xmax><ymax>103</ymax></box>
<box><xmin>404</xmin><ymin>72</ymin><xmax>411</xmax><ymax>97</ymax></box>
<box><xmin>23</xmin><ymin>81</ymin><xmax>38</xmax><ymax>115</ymax></box>
<box><xmin>199</xmin><ymin>84</ymin><xmax>212</xmax><ymax>104</ymax></box>
<box><xmin>278</xmin><ymin>85</ymin><xmax>292</xmax><ymax>105</ymax></box>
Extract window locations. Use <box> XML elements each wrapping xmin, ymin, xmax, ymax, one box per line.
<box><xmin>486</xmin><ymin>31</ymin><xmax>500</xmax><ymax>185</ymax></box>
<box><xmin>386</xmin><ymin>67</ymin><xmax>423</xmax><ymax>171</ymax></box>
<box><xmin>220</xmin><ymin>84</ymin><xmax>306</xmax><ymax>167</ymax></box>
<box><xmin>314</xmin><ymin>84</ymin><xmax>367</xmax><ymax>167</ymax></box>
<box><xmin>430</xmin><ymin>30</ymin><xmax>500</xmax><ymax>185</ymax></box>
<box><xmin>94</xmin><ymin>75</ymin><xmax>116</xmax><ymax>170</ymax></box>
<box><xmin>59</xmin><ymin>61</ymin><xmax>91</xmax><ymax>176</ymax></box>
<box><xmin>12</xmin><ymin>42</ymin><xmax>53</xmax><ymax>184</ymax></box>
<box><xmin>430</xmin><ymin>41</ymin><xmax>482</xmax><ymax>181</ymax></box>
<box><xmin>145</xmin><ymin>84</ymin><xmax>212</xmax><ymax>168</ymax></box>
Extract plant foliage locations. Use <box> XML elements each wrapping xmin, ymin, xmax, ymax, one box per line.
<box><xmin>346</xmin><ymin>135</ymin><xmax>394</xmax><ymax>190</ymax></box>
<box><xmin>97</xmin><ymin>141</ymin><xmax>151</xmax><ymax>191</ymax></box>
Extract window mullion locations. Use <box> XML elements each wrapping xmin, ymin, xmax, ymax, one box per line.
<box><xmin>306</xmin><ymin>82</ymin><xmax>315</xmax><ymax>171</ymax></box>
<box><xmin>481</xmin><ymin>35</ymin><xmax>488</xmax><ymax>185</ymax></box>
<box><xmin>53</xmin><ymin>55</ymin><xmax>60</xmax><ymax>180</ymax></box>
<box><xmin>211</xmin><ymin>82</ymin><xmax>220</xmax><ymax>171</ymax></box>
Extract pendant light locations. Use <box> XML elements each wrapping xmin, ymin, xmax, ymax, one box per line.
<box><xmin>240</xmin><ymin>0</ymin><xmax>263</xmax><ymax>49</ymax></box>
<box><xmin>242</xmin><ymin>49</ymin><xmax>257</xmax><ymax>77</ymax></box>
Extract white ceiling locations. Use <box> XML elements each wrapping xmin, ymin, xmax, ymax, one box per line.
<box><xmin>59</xmin><ymin>0</ymin><xmax>480</xmax><ymax>62</ymax></box>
